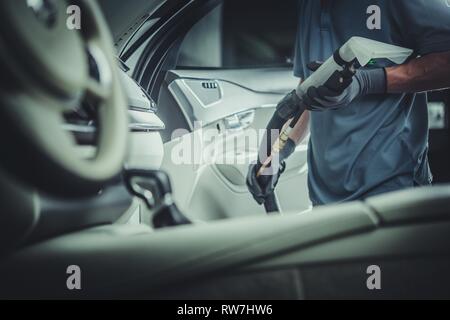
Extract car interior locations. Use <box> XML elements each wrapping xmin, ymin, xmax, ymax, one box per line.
<box><xmin>0</xmin><ymin>0</ymin><xmax>449</xmax><ymax>299</ymax></box>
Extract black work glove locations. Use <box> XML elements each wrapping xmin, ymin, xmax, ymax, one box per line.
<box><xmin>303</xmin><ymin>61</ymin><xmax>386</xmax><ymax>111</ymax></box>
<box><xmin>246</xmin><ymin>138</ymin><xmax>296</xmax><ymax>205</ymax></box>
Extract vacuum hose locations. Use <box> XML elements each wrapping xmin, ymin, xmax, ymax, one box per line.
<box><xmin>256</xmin><ymin>91</ymin><xmax>306</xmax><ymax>178</ymax></box>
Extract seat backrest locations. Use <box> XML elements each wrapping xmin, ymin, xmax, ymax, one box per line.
<box><xmin>365</xmin><ymin>185</ymin><xmax>450</xmax><ymax>226</ymax></box>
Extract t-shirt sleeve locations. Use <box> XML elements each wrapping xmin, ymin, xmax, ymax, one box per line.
<box><xmin>391</xmin><ymin>0</ymin><xmax>450</xmax><ymax>55</ymax></box>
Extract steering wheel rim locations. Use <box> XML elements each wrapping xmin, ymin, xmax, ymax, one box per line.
<box><xmin>0</xmin><ymin>0</ymin><xmax>128</xmax><ymax>196</ymax></box>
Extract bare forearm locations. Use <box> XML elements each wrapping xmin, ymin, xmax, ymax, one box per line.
<box><xmin>386</xmin><ymin>51</ymin><xmax>450</xmax><ymax>93</ymax></box>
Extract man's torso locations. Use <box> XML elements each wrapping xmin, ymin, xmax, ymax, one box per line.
<box><xmin>295</xmin><ymin>0</ymin><xmax>433</xmax><ymax>205</ymax></box>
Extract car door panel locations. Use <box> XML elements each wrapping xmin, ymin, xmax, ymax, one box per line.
<box><xmin>167</xmin><ymin>78</ymin><xmax>281</xmax><ymax>128</ymax></box>
<box><xmin>159</xmin><ymin>68</ymin><xmax>311</xmax><ymax>220</ymax></box>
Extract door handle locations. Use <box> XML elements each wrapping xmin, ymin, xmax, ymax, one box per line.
<box><xmin>224</xmin><ymin>110</ymin><xmax>255</xmax><ymax>130</ymax></box>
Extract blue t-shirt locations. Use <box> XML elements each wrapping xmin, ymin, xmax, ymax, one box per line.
<box><xmin>294</xmin><ymin>0</ymin><xmax>450</xmax><ymax>206</ymax></box>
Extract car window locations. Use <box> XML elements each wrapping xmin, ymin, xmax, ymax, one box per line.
<box><xmin>177</xmin><ymin>0</ymin><xmax>298</xmax><ymax>69</ymax></box>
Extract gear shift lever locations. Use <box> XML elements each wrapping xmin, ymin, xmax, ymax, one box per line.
<box><xmin>123</xmin><ymin>169</ymin><xmax>191</xmax><ymax>229</ymax></box>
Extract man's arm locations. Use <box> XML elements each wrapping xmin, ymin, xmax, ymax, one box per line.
<box><xmin>288</xmin><ymin>51</ymin><xmax>450</xmax><ymax>143</ymax></box>
<box><xmin>386</xmin><ymin>51</ymin><xmax>450</xmax><ymax>93</ymax></box>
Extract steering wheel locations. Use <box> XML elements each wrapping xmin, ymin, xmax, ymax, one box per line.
<box><xmin>0</xmin><ymin>0</ymin><xmax>128</xmax><ymax>196</ymax></box>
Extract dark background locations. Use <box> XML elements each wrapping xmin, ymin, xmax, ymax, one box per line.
<box><xmin>222</xmin><ymin>0</ymin><xmax>298</xmax><ymax>68</ymax></box>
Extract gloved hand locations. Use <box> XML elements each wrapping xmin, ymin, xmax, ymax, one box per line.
<box><xmin>246</xmin><ymin>138</ymin><xmax>296</xmax><ymax>205</ymax></box>
<box><xmin>303</xmin><ymin>61</ymin><xmax>386</xmax><ymax>111</ymax></box>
